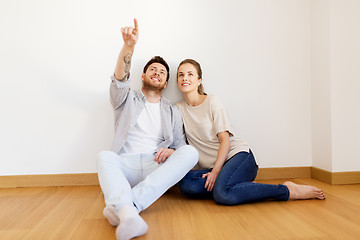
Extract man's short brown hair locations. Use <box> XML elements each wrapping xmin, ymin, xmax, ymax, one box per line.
<box><xmin>143</xmin><ymin>56</ymin><xmax>170</xmax><ymax>81</ymax></box>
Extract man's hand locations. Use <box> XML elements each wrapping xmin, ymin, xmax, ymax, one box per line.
<box><xmin>114</xmin><ymin>18</ymin><xmax>138</xmax><ymax>81</ymax></box>
<box><xmin>154</xmin><ymin>148</ymin><xmax>175</xmax><ymax>164</ymax></box>
<box><xmin>121</xmin><ymin>18</ymin><xmax>139</xmax><ymax>47</ymax></box>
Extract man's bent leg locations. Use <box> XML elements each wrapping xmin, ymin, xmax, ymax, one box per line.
<box><xmin>132</xmin><ymin>145</ymin><xmax>198</xmax><ymax>212</ymax></box>
<box><xmin>97</xmin><ymin>151</ymin><xmax>134</xmax><ymax>208</ymax></box>
<box><xmin>97</xmin><ymin>151</ymin><xmax>135</xmax><ymax>222</ymax></box>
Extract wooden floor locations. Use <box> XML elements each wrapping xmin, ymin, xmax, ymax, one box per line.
<box><xmin>1</xmin><ymin>178</ymin><xmax>359</xmax><ymax>240</ymax></box>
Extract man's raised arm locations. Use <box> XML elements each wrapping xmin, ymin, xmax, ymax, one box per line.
<box><xmin>114</xmin><ymin>18</ymin><xmax>139</xmax><ymax>81</ymax></box>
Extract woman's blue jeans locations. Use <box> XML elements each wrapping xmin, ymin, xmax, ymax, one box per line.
<box><xmin>178</xmin><ymin>150</ymin><xmax>290</xmax><ymax>205</ymax></box>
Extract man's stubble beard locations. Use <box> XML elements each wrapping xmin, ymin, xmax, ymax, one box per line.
<box><xmin>142</xmin><ymin>80</ymin><xmax>166</xmax><ymax>93</ymax></box>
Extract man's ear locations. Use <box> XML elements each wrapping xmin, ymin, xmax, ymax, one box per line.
<box><xmin>164</xmin><ymin>81</ymin><xmax>168</xmax><ymax>89</ymax></box>
<box><xmin>141</xmin><ymin>73</ymin><xmax>145</xmax><ymax>81</ymax></box>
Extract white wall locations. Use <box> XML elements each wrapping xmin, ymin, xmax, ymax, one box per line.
<box><xmin>330</xmin><ymin>0</ymin><xmax>360</xmax><ymax>172</ymax></box>
<box><xmin>310</xmin><ymin>0</ymin><xmax>333</xmax><ymax>172</ymax></box>
<box><xmin>310</xmin><ymin>0</ymin><xmax>360</xmax><ymax>172</ymax></box>
<box><xmin>1</xmin><ymin>0</ymin><xmax>356</xmax><ymax>176</ymax></box>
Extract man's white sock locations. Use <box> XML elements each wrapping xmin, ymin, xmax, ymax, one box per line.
<box><xmin>103</xmin><ymin>205</ymin><xmax>120</xmax><ymax>226</ymax></box>
<box><xmin>115</xmin><ymin>205</ymin><xmax>148</xmax><ymax>240</ymax></box>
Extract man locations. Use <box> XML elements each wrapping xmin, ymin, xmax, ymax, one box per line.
<box><xmin>97</xmin><ymin>19</ymin><xmax>198</xmax><ymax>240</ymax></box>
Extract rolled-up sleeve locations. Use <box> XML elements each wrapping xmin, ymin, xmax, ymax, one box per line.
<box><xmin>109</xmin><ymin>74</ymin><xmax>131</xmax><ymax>110</ymax></box>
<box><xmin>170</xmin><ymin>106</ymin><xmax>187</xmax><ymax>149</ymax></box>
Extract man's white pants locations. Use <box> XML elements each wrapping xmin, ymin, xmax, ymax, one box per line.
<box><xmin>97</xmin><ymin>145</ymin><xmax>198</xmax><ymax>212</ymax></box>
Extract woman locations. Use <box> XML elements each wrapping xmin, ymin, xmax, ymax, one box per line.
<box><xmin>175</xmin><ymin>59</ymin><xmax>325</xmax><ymax>205</ymax></box>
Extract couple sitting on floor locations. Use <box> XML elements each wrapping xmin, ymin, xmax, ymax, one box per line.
<box><xmin>96</xmin><ymin>19</ymin><xmax>325</xmax><ymax>240</ymax></box>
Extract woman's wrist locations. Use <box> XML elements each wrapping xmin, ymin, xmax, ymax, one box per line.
<box><xmin>212</xmin><ymin>166</ymin><xmax>221</xmax><ymax>174</ymax></box>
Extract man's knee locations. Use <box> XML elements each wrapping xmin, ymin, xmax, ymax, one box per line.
<box><xmin>177</xmin><ymin>145</ymin><xmax>199</xmax><ymax>166</ymax></box>
<box><xmin>96</xmin><ymin>151</ymin><xmax>117</xmax><ymax>171</ymax></box>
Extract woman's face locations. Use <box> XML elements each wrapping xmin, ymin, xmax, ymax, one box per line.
<box><xmin>177</xmin><ymin>63</ymin><xmax>202</xmax><ymax>94</ymax></box>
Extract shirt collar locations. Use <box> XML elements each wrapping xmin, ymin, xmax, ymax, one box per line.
<box><xmin>135</xmin><ymin>89</ymin><xmax>171</xmax><ymax>106</ymax></box>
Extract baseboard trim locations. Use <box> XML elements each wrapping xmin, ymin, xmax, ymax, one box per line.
<box><xmin>311</xmin><ymin>167</ymin><xmax>332</xmax><ymax>184</ymax></box>
<box><xmin>0</xmin><ymin>173</ymin><xmax>99</xmax><ymax>188</ymax></box>
<box><xmin>311</xmin><ymin>167</ymin><xmax>360</xmax><ymax>185</ymax></box>
<box><xmin>256</xmin><ymin>167</ymin><xmax>311</xmax><ymax>180</ymax></box>
<box><xmin>1</xmin><ymin>167</ymin><xmax>359</xmax><ymax>188</ymax></box>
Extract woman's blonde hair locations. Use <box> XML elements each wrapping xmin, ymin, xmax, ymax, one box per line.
<box><xmin>177</xmin><ymin>59</ymin><xmax>207</xmax><ymax>95</ymax></box>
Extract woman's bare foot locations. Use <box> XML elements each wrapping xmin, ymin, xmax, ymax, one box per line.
<box><xmin>283</xmin><ymin>181</ymin><xmax>325</xmax><ymax>200</ymax></box>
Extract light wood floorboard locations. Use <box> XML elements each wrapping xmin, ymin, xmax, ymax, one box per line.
<box><xmin>0</xmin><ymin>179</ymin><xmax>359</xmax><ymax>240</ymax></box>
